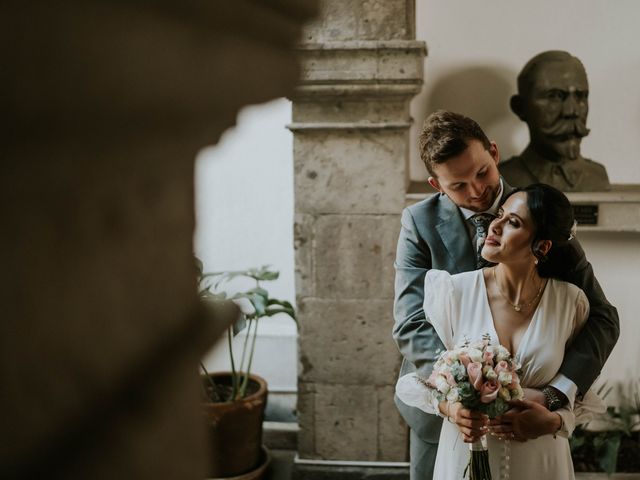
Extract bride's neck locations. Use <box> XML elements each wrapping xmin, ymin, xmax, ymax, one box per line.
<box><xmin>494</xmin><ymin>262</ymin><xmax>540</xmax><ymax>297</ymax></box>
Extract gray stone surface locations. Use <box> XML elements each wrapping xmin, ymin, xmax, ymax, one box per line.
<box><xmin>297</xmin><ymin>382</ymin><xmax>317</xmax><ymax>456</ymax></box>
<box><xmin>313</xmin><ymin>215</ymin><xmax>400</xmax><ymax>299</ymax></box>
<box><xmin>305</xmin><ymin>0</ymin><xmax>414</xmax><ymax>42</ymax></box>
<box><xmin>313</xmin><ymin>383</ymin><xmax>379</xmax><ymax>460</ymax></box>
<box><xmin>377</xmin><ymin>385</ymin><xmax>408</xmax><ymax>461</ymax></box>
<box><xmin>297</xmin><ymin>298</ymin><xmax>399</xmax><ymax>385</ymax></box>
<box><xmin>294</xmin><ymin>213</ymin><xmax>316</xmax><ymax>298</ymax></box>
<box><xmin>294</xmin><ymin>132</ymin><xmax>407</xmax><ymax>215</ymax></box>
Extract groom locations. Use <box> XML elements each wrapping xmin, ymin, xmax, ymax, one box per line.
<box><xmin>392</xmin><ymin>110</ymin><xmax>619</xmax><ymax>480</ymax></box>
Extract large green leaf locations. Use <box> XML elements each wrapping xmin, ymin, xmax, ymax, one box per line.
<box><xmin>232</xmin><ymin>313</ymin><xmax>247</xmax><ymax>336</ymax></box>
<box><xmin>598</xmin><ymin>434</ymin><xmax>621</xmax><ymax>474</ymax></box>
<box><xmin>247</xmin><ymin>265</ymin><xmax>280</xmax><ymax>281</ymax></box>
<box><xmin>233</xmin><ymin>290</ymin><xmax>268</xmax><ymax>317</ymax></box>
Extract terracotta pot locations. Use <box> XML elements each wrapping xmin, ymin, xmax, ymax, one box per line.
<box><xmin>202</xmin><ymin>372</ymin><xmax>268</xmax><ymax>478</ymax></box>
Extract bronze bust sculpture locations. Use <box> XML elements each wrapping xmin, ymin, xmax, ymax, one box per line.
<box><xmin>500</xmin><ymin>51</ymin><xmax>611</xmax><ymax>191</ymax></box>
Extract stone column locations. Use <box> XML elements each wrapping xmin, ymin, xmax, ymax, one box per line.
<box><xmin>291</xmin><ymin>1</ymin><xmax>426</xmax><ymax>477</ymax></box>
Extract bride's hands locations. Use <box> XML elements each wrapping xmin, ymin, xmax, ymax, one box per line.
<box><xmin>445</xmin><ymin>402</ymin><xmax>489</xmax><ymax>443</ymax></box>
<box><xmin>489</xmin><ymin>399</ymin><xmax>562</xmax><ymax>441</ymax></box>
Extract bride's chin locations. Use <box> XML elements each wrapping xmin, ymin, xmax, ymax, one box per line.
<box><xmin>482</xmin><ymin>253</ymin><xmax>499</xmax><ymax>263</ymax></box>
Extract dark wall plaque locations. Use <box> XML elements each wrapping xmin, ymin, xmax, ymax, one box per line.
<box><xmin>572</xmin><ymin>204</ymin><xmax>599</xmax><ymax>225</ymax></box>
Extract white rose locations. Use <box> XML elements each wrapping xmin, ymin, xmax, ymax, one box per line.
<box><xmin>496</xmin><ymin>345</ymin><xmax>511</xmax><ymax>362</ymax></box>
<box><xmin>483</xmin><ymin>365</ymin><xmax>497</xmax><ymax>380</ymax></box>
<box><xmin>498</xmin><ymin>387</ymin><xmax>511</xmax><ymax>401</ymax></box>
<box><xmin>468</xmin><ymin>348</ymin><xmax>483</xmax><ymax>363</ymax></box>
<box><xmin>448</xmin><ymin>350</ymin><xmax>460</xmax><ymax>362</ymax></box>
<box><xmin>435</xmin><ymin>375</ymin><xmax>451</xmax><ymax>395</ymax></box>
<box><xmin>510</xmin><ymin>384</ymin><xmax>524</xmax><ymax>400</ymax></box>
<box><xmin>446</xmin><ymin>388</ymin><xmax>460</xmax><ymax>403</ymax></box>
<box><xmin>498</xmin><ymin>371</ymin><xmax>513</xmax><ymax>386</ymax></box>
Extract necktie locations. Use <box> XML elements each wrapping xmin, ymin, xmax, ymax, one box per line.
<box><xmin>471</xmin><ymin>213</ymin><xmax>495</xmax><ymax>268</ymax></box>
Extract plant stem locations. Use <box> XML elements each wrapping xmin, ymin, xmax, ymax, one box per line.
<box><xmin>228</xmin><ymin>328</ymin><xmax>238</xmax><ymax>400</ymax></box>
<box><xmin>200</xmin><ymin>362</ymin><xmax>221</xmax><ymax>403</ymax></box>
<box><xmin>237</xmin><ymin>317</ymin><xmax>253</xmax><ymax>386</ymax></box>
<box><xmin>240</xmin><ymin>317</ymin><xmax>260</xmax><ymax>398</ymax></box>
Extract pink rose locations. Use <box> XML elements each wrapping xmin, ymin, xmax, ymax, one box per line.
<box><xmin>458</xmin><ymin>352</ymin><xmax>471</xmax><ymax>368</ymax></box>
<box><xmin>466</xmin><ymin>362</ymin><xmax>483</xmax><ymax>391</ymax></box>
<box><xmin>480</xmin><ymin>380</ymin><xmax>500</xmax><ymax>404</ymax></box>
<box><xmin>482</xmin><ymin>350</ymin><xmax>494</xmax><ymax>365</ymax></box>
<box><xmin>444</xmin><ymin>370</ymin><xmax>457</xmax><ymax>387</ymax></box>
<box><xmin>494</xmin><ymin>360</ymin><xmax>510</xmax><ymax>374</ymax></box>
<box><xmin>427</xmin><ymin>370</ymin><xmax>438</xmax><ymax>388</ymax></box>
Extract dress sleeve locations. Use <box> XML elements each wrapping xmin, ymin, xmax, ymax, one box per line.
<box><xmin>395</xmin><ymin>372</ymin><xmax>441</xmax><ymax>416</ymax></box>
<box><xmin>423</xmin><ymin>269</ymin><xmax>455</xmax><ymax>350</ymax></box>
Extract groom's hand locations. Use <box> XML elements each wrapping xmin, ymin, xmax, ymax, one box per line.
<box><xmin>490</xmin><ymin>399</ymin><xmax>562</xmax><ymax>441</ymax></box>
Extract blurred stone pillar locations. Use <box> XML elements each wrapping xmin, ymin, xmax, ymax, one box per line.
<box><xmin>290</xmin><ymin>1</ymin><xmax>425</xmax><ymax>477</ymax></box>
<box><xmin>1</xmin><ymin>1</ymin><xmax>316</xmax><ymax>479</ymax></box>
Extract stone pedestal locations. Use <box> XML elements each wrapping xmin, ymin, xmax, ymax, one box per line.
<box><xmin>290</xmin><ymin>1</ymin><xmax>425</xmax><ymax>476</ymax></box>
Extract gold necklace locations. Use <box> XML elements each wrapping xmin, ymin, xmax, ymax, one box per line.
<box><xmin>493</xmin><ymin>267</ymin><xmax>545</xmax><ymax>312</ymax></box>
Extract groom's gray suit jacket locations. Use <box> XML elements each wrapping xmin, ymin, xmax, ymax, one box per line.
<box><xmin>392</xmin><ymin>181</ymin><xmax>619</xmax><ymax>451</ymax></box>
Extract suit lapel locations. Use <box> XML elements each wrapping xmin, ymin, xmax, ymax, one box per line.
<box><xmin>435</xmin><ymin>194</ymin><xmax>476</xmax><ymax>273</ymax></box>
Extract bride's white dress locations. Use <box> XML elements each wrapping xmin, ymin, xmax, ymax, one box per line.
<box><xmin>396</xmin><ymin>269</ymin><xmax>604</xmax><ymax>480</ymax></box>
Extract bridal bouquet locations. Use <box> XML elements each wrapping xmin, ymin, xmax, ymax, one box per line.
<box><xmin>425</xmin><ymin>334</ymin><xmax>523</xmax><ymax>480</ymax></box>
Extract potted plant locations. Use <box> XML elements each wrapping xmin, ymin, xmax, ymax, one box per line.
<box><xmin>571</xmin><ymin>381</ymin><xmax>640</xmax><ymax>475</ymax></box>
<box><xmin>197</xmin><ymin>263</ymin><xmax>296</xmax><ymax>479</ymax></box>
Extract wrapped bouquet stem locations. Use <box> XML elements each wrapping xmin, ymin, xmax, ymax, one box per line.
<box><xmin>466</xmin><ymin>436</ymin><xmax>491</xmax><ymax>480</ymax></box>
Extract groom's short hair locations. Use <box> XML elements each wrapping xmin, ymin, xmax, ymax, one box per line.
<box><xmin>419</xmin><ymin>110</ymin><xmax>491</xmax><ymax>176</ymax></box>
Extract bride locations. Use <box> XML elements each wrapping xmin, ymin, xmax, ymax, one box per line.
<box><xmin>396</xmin><ymin>183</ymin><xmax>604</xmax><ymax>479</ymax></box>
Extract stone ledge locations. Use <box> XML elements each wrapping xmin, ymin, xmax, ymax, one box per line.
<box><xmin>297</xmin><ymin>40</ymin><xmax>426</xmax><ymax>86</ymax></box>
<box><xmin>264</xmin><ymin>422</ymin><xmax>299</xmax><ymax>451</ymax></box>
<box><xmin>407</xmin><ymin>182</ymin><xmax>640</xmax><ymax>233</ymax></box>
<box><xmin>288</xmin><ymin>121</ymin><xmax>412</xmax><ymax>131</ymax></box>
<box><xmin>292</xmin><ymin>458</ymin><xmax>409</xmax><ymax>480</ymax></box>
<box><xmin>297</xmin><ymin>40</ymin><xmax>427</xmax><ymax>51</ymax></box>
<box><xmin>291</xmin><ymin>83</ymin><xmax>422</xmax><ymax>99</ymax></box>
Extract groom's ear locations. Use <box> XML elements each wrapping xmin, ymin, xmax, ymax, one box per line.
<box><xmin>428</xmin><ymin>176</ymin><xmax>441</xmax><ymax>192</ymax></box>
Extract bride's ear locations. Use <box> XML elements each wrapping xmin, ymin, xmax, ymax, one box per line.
<box><xmin>533</xmin><ymin>239</ymin><xmax>552</xmax><ymax>258</ymax></box>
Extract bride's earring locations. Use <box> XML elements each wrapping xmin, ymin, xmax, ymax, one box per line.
<box><xmin>534</xmin><ymin>258</ymin><xmax>539</xmax><ymax>265</ymax></box>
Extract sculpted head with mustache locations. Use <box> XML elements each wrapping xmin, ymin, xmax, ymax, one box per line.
<box><xmin>511</xmin><ymin>50</ymin><xmax>590</xmax><ymax>162</ymax></box>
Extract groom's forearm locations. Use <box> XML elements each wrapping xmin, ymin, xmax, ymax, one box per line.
<box><xmin>559</xmin><ymin>303</ymin><xmax>619</xmax><ymax>393</ymax></box>
<box><xmin>560</xmin><ymin>242</ymin><xmax>619</xmax><ymax>394</ymax></box>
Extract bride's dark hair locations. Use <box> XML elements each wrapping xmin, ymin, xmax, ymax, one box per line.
<box><xmin>503</xmin><ymin>183</ymin><xmax>578</xmax><ymax>278</ymax></box>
